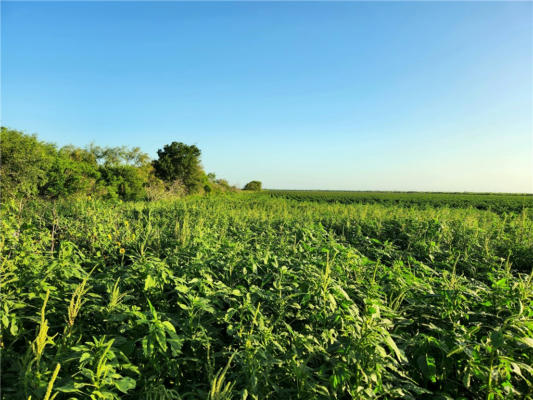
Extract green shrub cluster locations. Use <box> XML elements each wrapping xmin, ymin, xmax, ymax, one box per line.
<box><xmin>1</xmin><ymin>195</ymin><xmax>532</xmax><ymax>399</ymax></box>
<box><xmin>243</xmin><ymin>181</ymin><xmax>262</xmax><ymax>191</ymax></box>
<box><xmin>0</xmin><ymin>127</ymin><xmax>238</xmax><ymax>201</ymax></box>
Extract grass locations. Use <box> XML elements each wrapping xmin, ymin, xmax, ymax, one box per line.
<box><xmin>1</xmin><ymin>193</ymin><xmax>532</xmax><ymax>399</ymax></box>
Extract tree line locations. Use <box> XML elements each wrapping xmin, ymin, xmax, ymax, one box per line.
<box><xmin>0</xmin><ymin>127</ymin><xmax>261</xmax><ymax>201</ymax></box>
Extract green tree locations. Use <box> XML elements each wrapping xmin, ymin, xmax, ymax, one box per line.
<box><xmin>0</xmin><ymin>127</ymin><xmax>56</xmax><ymax>198</ymax></box>
<box><xmin>40</xmin><ymin>152</ymin><xmax>100</xmax><ymax>198</ymax></box>
<box><xmin>87</xmin><ymin>144</ymin><xmax>152</xmax><ymax>200</ymax></box>
<box><xmin>97</xmin><ymin>165</ymin><xmax>147</xmax><ymax>201</ymax></box>
<box><xmin>88</xmin><ymin>144</ymin><xmax>150</xmax><ymax>167</ymax></box>
<box><xmin>243</xmin><ymin>181</ymin><xmax>262</xmax><ymax>191</ymax></box>
<box><xmin>152</xmin><ymin>142</ymin><xmax>205</xmax><ymax>193</ymax></box>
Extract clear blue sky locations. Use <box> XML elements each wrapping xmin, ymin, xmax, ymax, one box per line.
<box><xmin>2</xmin><ymin>1</ymin><xmax>531</xmax><ymax>192</ymax></box>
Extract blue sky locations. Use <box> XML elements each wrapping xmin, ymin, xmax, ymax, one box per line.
<box><xmin>2</xmin><ymin>1</ymin><xmax>531</xmax><ymax>192</ymax></box>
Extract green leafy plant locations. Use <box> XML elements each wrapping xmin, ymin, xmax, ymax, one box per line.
<box><xmin>2</xmin><ymin>193</ymin><xmax>532</xmax><ymax>399</ymax></box>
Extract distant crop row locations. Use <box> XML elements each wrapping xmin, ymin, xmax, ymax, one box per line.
<box><xmin>268</xmin><ymin>190</ymin><xmax>533</xmax><ymax>215</ymax></box>
<box><xmin>1</xmin><ymin>194</ymin><xmax>532</xmax><ymax>399</ymax></box>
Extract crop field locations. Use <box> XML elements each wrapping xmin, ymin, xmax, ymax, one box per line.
<box><xmin>1</xmin><ymin>194</ymin><xmax>532</xmax><ymax>400</ymax></box>
<box><xmin>268</xmin><ymin>190</ymin><xmax>533</xmax><ymax>215</ymax></box>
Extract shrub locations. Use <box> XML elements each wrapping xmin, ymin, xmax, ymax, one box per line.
<box><xmin>243</xmin><ymin>180</ymin><xmax>262</xmax><ymax>191</ymax></box>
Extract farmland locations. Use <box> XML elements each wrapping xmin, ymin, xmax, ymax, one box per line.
<box><xmin>268</xmin><ymin>190</ymin><xmax>533</xmax><ymax>215</ymax></box>
<box><xmin>1</xmin><ymin>193</ymin><xmax>532</xmax><ymax>399</ymax></box>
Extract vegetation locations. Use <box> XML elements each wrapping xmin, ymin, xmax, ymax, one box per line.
<box><xmin>269</xmin><ymin>190</ymin><xmax>533</xmax><ymax>215</ymax></box>
<box><xmin>2</xmin><ymin>126</ymin><xmax>532</xmax><ymax>399</ymax></box>
<box><xmin>0</xmin><ymin>127</ymin><xmax>57</xmax><ymax>198</ymax></box>
<box><xmin>0</xmin><ymin>128</ymin><xmax>239</xmax><ymax>201</ymax></box>
<box><xmin>152</xmin><ymin>142</ymin><xmax>205</xmax><ymax>194</ymax></box>
<box><xmin>1</xmin><ymin>193</ymin><xmax>532</xmax><ymax>399</ymax></box>
<box><xmin>243</xmin><ymin>181</ymin><xmax>262</xmax><ymax>191</ymax></box>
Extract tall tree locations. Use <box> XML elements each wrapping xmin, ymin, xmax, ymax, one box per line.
<box><xmin>152</xmin><ymin>142</ymin><xmax>205</xmax><ymax>193</ymax></box>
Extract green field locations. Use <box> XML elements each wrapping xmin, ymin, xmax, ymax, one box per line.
<box><xmin>268</xmin><ymin>190</ymin><xmax>533</xmax><ymax>215</ymax></box>
<box><xmin>2</xmin><ymin>193</ymin><xmax>532</xmax><ymax>399</ymax></box>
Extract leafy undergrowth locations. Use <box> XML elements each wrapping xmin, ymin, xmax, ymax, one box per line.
<box><xmin>1</xmin><ymin>195</ymin><xmax>532</xmax><ymax>399</ymax></box>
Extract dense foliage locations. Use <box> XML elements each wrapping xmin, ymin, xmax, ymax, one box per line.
<box><xmin>152</xmin><ymin>142</ymin><xmax>205</xmax><ymax>194</ymax></box>
<box><xmin>0</xmin><ymin>127</ymin><xmax>58</xmax><ymax>197</ymax></box>
<box><xmin>0</xmin><ymin>128</ymin><xmax>237</xmax><ymax>201</ymax></box>
<box><xmin>269</xmin><ymin>190</ymin><xmax>533</xmax><ymax>215</ymax></box>
<box><xmin>2</xmin><ymin>194</ymin><xmax>532</xmax><ymax>399</ymax></box>
<box><xmin>243</xmin><ymin>181</ymin><xmax>262</xmax><ymax>191</ymax></box>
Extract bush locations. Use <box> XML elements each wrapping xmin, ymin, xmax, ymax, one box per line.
<box><xmin>40</xmin><ymin>151</ymin><xmax>100</xmax><ymax>198</ymax></box>
<box><xmin>145</xmin><ymin>178</ymin><xmax>187</xmax><ymax>201</ymax></box>
<box><xmin>0</xmin><ymin>127</ymin><xmax>56</xmax><ymax>198</ymax></box>
<box><xmin>243</xmin><ymin>180</ymin><xmax>262</xmax><ymax>191</ymax></box>
<box><xmin>97</xmin><ymin>165</ymin><xmax>146</xmax><ymax>201</ymax></box>
<box><xmin>1</xmin><ymin>128</ymin><xmax>232</xmax><ymax>202</ymax></box>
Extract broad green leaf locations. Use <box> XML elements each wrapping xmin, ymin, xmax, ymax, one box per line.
<box><xmin>115</xmin><ymin>377</ymin><xmax>136</xmax><ymax>393</ymax></box>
